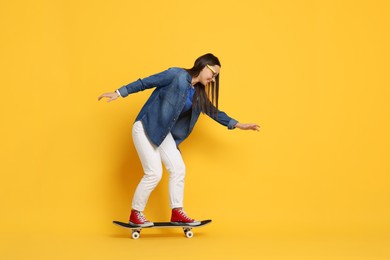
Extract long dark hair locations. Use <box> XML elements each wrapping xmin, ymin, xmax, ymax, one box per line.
<box><xmin>185</xmin><ymin>53</ymin><xmax>221</xmax><ymax>118</ymax></box>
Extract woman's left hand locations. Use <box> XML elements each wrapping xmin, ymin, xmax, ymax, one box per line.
<box><xmin>235</xmin><ymin>123</ymin><xmax>260</xmax><ymax>131</ymax></box>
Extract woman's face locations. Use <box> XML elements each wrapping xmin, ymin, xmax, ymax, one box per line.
<box><xmin>199</xmin><ymin>65</ymin><xmax>220</xmax><ymax>86</ymax></box>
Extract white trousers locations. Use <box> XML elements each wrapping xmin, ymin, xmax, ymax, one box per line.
<box><xmin>131</xmin><ymin>121</ymin><xmax>186</xmax><ymax>211</ymax></box>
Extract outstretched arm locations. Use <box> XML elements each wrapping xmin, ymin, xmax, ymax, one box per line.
<box><xmin>98</xmin><ymin>68</ymin><xmax>176</xmax><ymax>101</ymax></box>
<box><xmin>205</xmin><ymin>105</ymin><xmax>260</xmax><ymax>132</ymax></box>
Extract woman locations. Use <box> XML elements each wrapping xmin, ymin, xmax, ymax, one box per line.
<box><xmin>98</xmin><ymin>53</ymin><xmax>260</xmax><ymax>227</ymax></box>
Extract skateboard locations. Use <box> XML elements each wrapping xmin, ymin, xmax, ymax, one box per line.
<box><xmin>113</xmin><ymin>220</ymin><xmax>212</xmax><ymax>239</ymax></box>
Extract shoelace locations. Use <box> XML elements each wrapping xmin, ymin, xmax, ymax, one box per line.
<box><xmin>136</xmin><ymin>212</ymin><xmax>148</xmax><ymax>222</ymax></box>
<box><xmin>178</xmin><ymin>210</ymin><xmax>193</xmax><ymax>221</ymax></box>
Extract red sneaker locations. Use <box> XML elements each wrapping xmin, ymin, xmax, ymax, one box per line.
<box><xmin>171</xmin><ymin>208</ymin><xmax>201</xmax><ymax>226</ymax></box>
<box><xmin>129</xmin><ymin>209</ymin><xmax>154</xmax><ymax>227</ymax></box>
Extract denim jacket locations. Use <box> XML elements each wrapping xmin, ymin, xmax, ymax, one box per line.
<box><xmin>117</xmin><ymin>67</ymin><xmax>238</xmax><ymax>147</ymax></box>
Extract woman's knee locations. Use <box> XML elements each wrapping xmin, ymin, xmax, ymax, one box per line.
<box><xmin>143</xmin><ymin>169</ymin><xmax>163</xmax><ymax>185</ymax></box>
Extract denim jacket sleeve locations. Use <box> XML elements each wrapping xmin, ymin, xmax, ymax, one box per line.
<box><xmin>206</xmin><ymin>106</ymin><xmax>238</xmax><ymax>130</ymax></box>
<box><xmin>117</xmin><ymin>68</ymin><xmax>177</xmax><ymax>97</ymax></box>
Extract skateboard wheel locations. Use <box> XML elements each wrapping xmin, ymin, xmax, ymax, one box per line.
<box><xmin>185</xmin><ymin>230</ymin><xmax>193</xmax><ymax>238</ymax></box>
<box><xmin>132</xmin><ymin>230</ymin><xmax>140</xmax><ymax>240</ymax></box>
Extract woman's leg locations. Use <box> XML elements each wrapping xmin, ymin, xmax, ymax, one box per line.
<box><xmin>158</xmin><ymin>132</ymin><xmax>186</xmax><ymax>209</ymax></box>
<box><xmin>131</xmin><ymin>121</ymin><xmax>163</xmax><ymax>212</ymax></box>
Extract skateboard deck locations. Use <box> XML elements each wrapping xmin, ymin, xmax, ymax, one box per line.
<box><xmin>113</xmin><ymin>220</ymin><xmax>212</xmax><ymax>239</ymax></box>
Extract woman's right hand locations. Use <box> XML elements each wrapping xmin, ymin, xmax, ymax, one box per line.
<box><xmin>98</xmin><ymin>92</ymin><xmax>119</xmax><ymax>102</ymax></box>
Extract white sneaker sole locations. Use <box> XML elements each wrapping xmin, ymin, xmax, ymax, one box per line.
<box><xmin>171</xmin><ymin>221</ymin><xmax>201</xmax><ymax>226</ymax></box>
<box><xmin>129</xmin><ymin>222</ymin><xmax>154</xmax><ymax>228</ymax></box>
